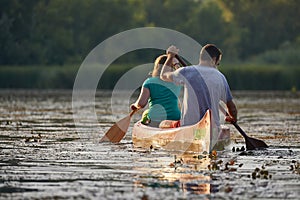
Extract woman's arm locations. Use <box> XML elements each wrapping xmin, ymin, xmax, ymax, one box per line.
<box><xmin>130</xmin><ymin>87</ymin><xmax>150</xmax><ymax>110</ymax></box>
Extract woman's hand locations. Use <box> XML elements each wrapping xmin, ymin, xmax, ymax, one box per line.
<box><xmin>130</xmin><ymin>104</ymin><xmax>139</xmax><ymax>111</ymax></box>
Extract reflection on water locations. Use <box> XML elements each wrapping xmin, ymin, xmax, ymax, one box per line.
<box><xmin>136</xmin><ymin>173</ymin><xmax>212</xmax><ymax>195</ymax></box>
<box><xmin>134</xmin><ymin>152</ymin><xmax>213</xmax><ymax>195</ymax></box>
<box><xmin>0</xmin><ymin>90</ymin><xmax>299</xmax><ymax>199</ymax></box>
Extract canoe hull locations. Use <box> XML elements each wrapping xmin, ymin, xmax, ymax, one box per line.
<box><xmin>132</xmin><ymin>110</ymin><xmax>230</xmax><ymax>153</ymax></box>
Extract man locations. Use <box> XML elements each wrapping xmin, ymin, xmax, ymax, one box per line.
<box><xmin>160</xmin><ymin>44</ymin><xmax>237</xmax><ymax>128</ymax></box>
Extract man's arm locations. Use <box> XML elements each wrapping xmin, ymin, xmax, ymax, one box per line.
<box><xmin>226</xmin><ymin>100</ymin><xmax>238</xmax><ymax>123</ymax></box>
<box><xmin>160</xmin><ymin>45</ymin><xmax>179</xmax><ymax>82</ymax></box>
<box><xmin>160</xmin><ymin>54</ymin><xmax>175</xmax><ymax>82</ymax></box>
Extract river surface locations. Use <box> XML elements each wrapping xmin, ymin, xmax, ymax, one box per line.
<box><xmin>0</xmin><ymin>90</ymin><xmax>299</xmax><ymax>200</ymax></box>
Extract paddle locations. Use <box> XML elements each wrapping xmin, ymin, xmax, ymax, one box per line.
<box><xmin>100</xmin><ymin>109</ymin><xmax>137</xmax><ymax>143</ymax></box>
<box><xmin>219</xmin><ymin>105</ymin><xmax>268</xmax><ymax>150</ymax></box>
<box><xmin>175</xmin><ymin>54</ymin><xmax>268</xmax><ymax>150</ymax></box>
<box><xmin>175</xmin><ymin>55</ymin><xmax>187</xmax><ymax>67</ymax></box>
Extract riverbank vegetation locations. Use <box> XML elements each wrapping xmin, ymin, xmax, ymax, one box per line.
<box><xmin>0</xmin><ymin>63</ymin><xmax>299</xmax><ymax>91</ymax></box>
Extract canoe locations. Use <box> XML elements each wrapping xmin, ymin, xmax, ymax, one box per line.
<box><xmin>132</xmin><ymin>110</ymin><xmax>230</xmax><ymax>153</ymax></box>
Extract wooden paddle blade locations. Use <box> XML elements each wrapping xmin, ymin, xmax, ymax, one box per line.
<box><xmin>245</xmin><ymin>136</ymin><xmax>269</xmax><ymax>150</ymax></box>
<box><xmin>231</xmin><ymin>122</ymin><xmax>268</xmax><ymax>150</ymax></box>
<box><xmin>100</xmin><ymin>115</ymin><xmax>131</xmax><ymax>143</ymax></box>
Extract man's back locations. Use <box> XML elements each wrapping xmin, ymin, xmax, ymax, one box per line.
<box><xmin>172</xmin><ymin>65</ymin><xmax>232</xmax><ymax>126</ymax></box>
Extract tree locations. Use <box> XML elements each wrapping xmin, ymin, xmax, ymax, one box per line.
<box><xmin>221</xmin><ymin>0</ymin><xmax>300</xmax><ymax>59</ymax></box>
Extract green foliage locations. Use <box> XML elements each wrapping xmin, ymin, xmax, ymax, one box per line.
<box><xmin>0</xmin><ymin>65</ymin><xmax>78</xmax><ymax>88</ymax></box>
<box><xmin>250</xmin><ymin>40</ymin><xmax>300</xmax><ymax>66</ymax></box>
<box><xmin>220</xmin><ymin>63</ymin><xmax>300</xmax><ymax>90</ymax></box>
<box><xmin>0</xmin><ymin>0</ymin><xmax>299</xmax><ymax>65</ymax></box>
<box><xmin>221</xmin><ymin>0</ymin><xmax>300</xmax><ymax>59</ymax></box>
<box><xmin>0</xmin><ymin>64</ymin><xmax>299</xmax><ymax>90</ymax></box>
<box><xmin>0</xmin><ymin>0</ymin><xmax>137</xmax><ymax>65</ymax></box>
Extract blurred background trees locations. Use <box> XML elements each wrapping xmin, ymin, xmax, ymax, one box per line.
<box><xmin>1</xmin><ymin>0</ymin><xmax>299</xmax><ymax>65</ymax></box>
<box><xmin>0</xmin><ymin>0</ymin><xmax>299</xmax><ymax>89</ymax></box>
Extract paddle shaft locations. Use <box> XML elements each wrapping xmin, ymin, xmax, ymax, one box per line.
<box><xmin>129</xmin><ymin>109</ymin><xmax>137</xmax><ymax>117</ymax></box>
<box><xmin>175</xmin><ymin>55</ymin><xmax>187</xmax><ymax>67</ymax></box>
<box><xmin>218</xmin><ymin>104</ymin><xmax>248</xmax><ymax>139</ymax></box>
<box><xmin>232</xmin><ymin>122</ymin><xmax>249</xmax><ymax>138</ymax></box>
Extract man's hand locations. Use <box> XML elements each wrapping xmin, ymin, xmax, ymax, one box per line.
<box><xmin>160</xmin><ymin>45</ymin><xmax>179</xmax><ymax>82</ymax></box>
<box><xmin>166</xmin><ymin>45</ymin><xmax>179</xmax><ymax>57</ymax></box>
<box><xmin>226</xmin><ymin>100</ymin><xmax>238</xmax><ymax>124</ymax></box>
<box><xmin>225</xmin><ymin>115</ymin><xmax>237</xmax><ymax>124</ymax></box>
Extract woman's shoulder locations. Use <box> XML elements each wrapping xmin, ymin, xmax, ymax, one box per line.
<box><xmin>145</xmin><ymin>76</ymin><xmax>180</xmax><ymax>87</ymax></box>
<box><xmin>144</xmin><ymin>76</ymin><xmax>159</xmax><ymax>83</ymax></box>
<box><xmin>143</xmin><ymin>77</ymin><xmax>161</xmax><ymax>87</ymax></box>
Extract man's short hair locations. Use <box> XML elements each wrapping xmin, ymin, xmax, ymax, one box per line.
<box><xmin>200</xmin><ymin>44</ymin><xmax>222</xmax><ymax>62</ymax></box>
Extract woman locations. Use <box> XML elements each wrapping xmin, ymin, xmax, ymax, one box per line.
<box><xmin>130</xmin><ymin>54</ymin><xmax>181</xmax><ymax>127</ymax></box>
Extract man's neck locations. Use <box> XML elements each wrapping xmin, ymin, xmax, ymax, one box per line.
<box><xmin>199</xmin><ymin>61</ymin><xmax>217</xmax><ymax>68</ymax></box>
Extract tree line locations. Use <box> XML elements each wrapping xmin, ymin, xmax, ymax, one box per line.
<box><xmin>1</xmin><ymin>0</ymin><xmax>299</xmax><ymax>66</ymax></box>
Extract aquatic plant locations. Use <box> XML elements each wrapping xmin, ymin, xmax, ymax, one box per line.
<box><xmin>290</xmin><ymin>160</ymin><xmax>300</xmax><ymax>174</ymax></box>
<box><xmin>249</xmin><ymin>165</ymin><xmax>272</xmax><ymax>180</ymax></box>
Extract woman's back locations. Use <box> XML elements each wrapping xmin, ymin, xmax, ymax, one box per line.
<box><xmin>143</xmin><ymin>77</ymin><xmax>181</xmax><ymax>122</ymax></box>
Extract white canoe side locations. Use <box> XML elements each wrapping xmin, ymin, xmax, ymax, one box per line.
<box><xmin>132</xmin><ymin>110</ymin><xmax>230</xmax><ymax>153</ymax></box>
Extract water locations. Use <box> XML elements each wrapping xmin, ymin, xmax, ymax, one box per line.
<box><xmin>0</xmin><ymin>90</ymin><xmax>299</xmax><ymax>199</ymax></box>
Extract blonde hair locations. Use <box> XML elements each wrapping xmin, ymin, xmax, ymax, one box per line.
<box><xmin>151</xmin><ymin>54</ymin><xmax>167</xmax><ymax>77</ymax></box>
